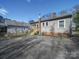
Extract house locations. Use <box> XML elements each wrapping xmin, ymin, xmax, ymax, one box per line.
<box><xmin>0</xmin><ymin>16</ymin><xmax>31</xmax><ymax>36</ymax></box>
<box><xmin>30</xmin><ymin>14</ymin><xmax>75</xmax><ymax>36</ymax></box>
<box><xmin>0</xmin><ymin>16</ymin><xmax>7</xmax><ymax>35</ymax></box>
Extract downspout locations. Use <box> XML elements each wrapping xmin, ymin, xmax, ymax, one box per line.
<box><xmin>70</xmin><ymin>14</ymin><xmax>73</xmax><ymax>37</ymax></box>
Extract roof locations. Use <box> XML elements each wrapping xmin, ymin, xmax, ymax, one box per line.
<box><xmin>0</xmin><ymin>18</ymin><xmax>31</xmax><ymax>27</ymax></box>
<box><xmin>31</xmin><ymin>14</ymin><xmax>72</xmax><ymax>24</ymax></box>
<box><xmin>4</xmin><ymin>18</ymin><xmax>31</xmax><ymax>27</ymax></box>
<box><xmin>0</xmin><ymin>23</ymin><xmax>6</xmax><ymax>26</ymax></box>
<box><xmin>0</xmin><ymin>16</ymin><xmax>31</xmax><ymax>27</ymax></box>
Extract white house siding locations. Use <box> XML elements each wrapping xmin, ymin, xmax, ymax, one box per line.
<box><xmin>47</xmin><ymin>21</ymin><xmax>56</xmax><ymax>32</ymax></box>
<box><xmin>41</xmin><ymin>22</ymin><xmax>51</xmax><ymax>32</ymax></box>
<box><xmin>64</xmin><ymin>18</ymin><xmax>72</xmax><ymax>33</ymax></box>
<box><xmin>35</xmin><ymin>17</ymin><xmax>73</xmax><ymax>36</ymax></box>
<box><xmin>7</xmin><ymin>27</ymin><xmax>16</xmax><ymax>33</ymax></box>
<box><xmin>39</xmin><ymin>18</ymin><xmax>70</xmax><ymax>33</ymax></box>
<box><xmin>7</xmin><ymin>26</ymin><xmax>28</xmax><ymax>34</ymax></box>
<box><xmin>54</xmin><ymin>18</ymin><xmax>72</xmax><ymax>33</ymax></box>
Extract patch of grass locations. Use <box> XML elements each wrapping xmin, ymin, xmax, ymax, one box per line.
<box><xmin>0</xmin><ymin>32</ymin><xmax>29</xmax><ymax>40</ymax></box>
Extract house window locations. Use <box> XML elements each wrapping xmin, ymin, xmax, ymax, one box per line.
<box><xmin>43</xmin><ymin>23</ymin><xmax>44</xmax><ymax>26</ymax></box>
<box><xmin>46</xmin><ymin>22</ymin><xmax>48</xmax><ymax>26</ymax></box>
<box><xmin>36</xmin><ymin>24</ymin><xmax>38</xmax><ymax>28</ymax></box>
<box><xmin>59</xmin><ymin>20</ymin><xmax>65</xmax><ymax>28</ymax></box>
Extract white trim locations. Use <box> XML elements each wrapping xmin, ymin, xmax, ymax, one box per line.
<box><xmin>64</xmin><ymin>20</ymin><xmax>65</xmax><ymax>28</ymax></box>
<box><xmin>58</xmin><ymin>20</ymin><xmax>59</xmax><ymax>28</ymax></box>
<box><xmin>58</xmin><ymin>20</ymin><xmax>65</xmax><ymax>28</ymax></box>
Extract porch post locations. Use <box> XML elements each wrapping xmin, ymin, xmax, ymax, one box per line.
<box><xmin>39</xmin><ymin>18</ymin><xmax>41</xmax><ymax>35</ymax></box>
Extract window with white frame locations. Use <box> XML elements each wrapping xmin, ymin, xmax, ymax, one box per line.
<box><xmin>46</xmin><ymin>22</ymin><xmax>48</xmax><ymax>26</ymax></box>
<box><xmin>59</xmin><ymin>20</ymin><xmax>65</xmax><ymax>28</ymax></box>
<box><xmin>43</xmin><ymin>22</ymin><xmax>44</xmax><ymax>26</ymax></box>
<box><xmin>36</xmin><ymin>24</ymin><xmax>38</xmax><ymax>28</ymax></box>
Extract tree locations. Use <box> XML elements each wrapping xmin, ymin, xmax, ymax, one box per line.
<box><xmin>29</xmin><ymin>20</ymin><xmax>34</xmax><ymax>24</ymax></box>
<box><xmin>74</xmin><ymin>12</ymin><xmax>79</xmax><ymax>23</ymax></box>
<box><xmin>73</xmin><ymin>12</ymin><xmax>79</xmax><ymax>30</ymax></box>
<box><xmin>73</xmin><ymin>5</ymin><xmax>79</xmax><ymax>31</ymax></box>
<box><xmin>74</xmin><ymin>5</ymin><xmax>79</xmax><ymax>12</ymax></box>
<box><xmin>0</xmin><ymin>16</ymin><xmax>4</xmax><ymax>23</ymax></box>
<box><xmin>60</xmin><ymin>10</ymin><xmax>68</xmax><ymax>16</ymax></box>
<box><xmin>50</xmin><ymin>12</ymin><xmax>56</xmax><ymax>18</ymax></box>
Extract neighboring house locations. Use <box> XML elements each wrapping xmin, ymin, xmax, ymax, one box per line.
<box><xmin>0</xmin><ymin>16</ymin><xmax>30</xmax><ymax>36</ymax></box>
<box><xmin>0</xmin><ymin>16</ymin><xmax>7</xmax><ymax>35</ymax></box>
<box><xmin>30</xmin><ymin>14</ymin><xmax>76</xmax><ymax>36</ymax></box>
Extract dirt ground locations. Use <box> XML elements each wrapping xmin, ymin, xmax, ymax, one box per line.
<box><xmin>12</xmin><ymin>36</ymin><xmax>79</xmax><ymax>59</ymax></box>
